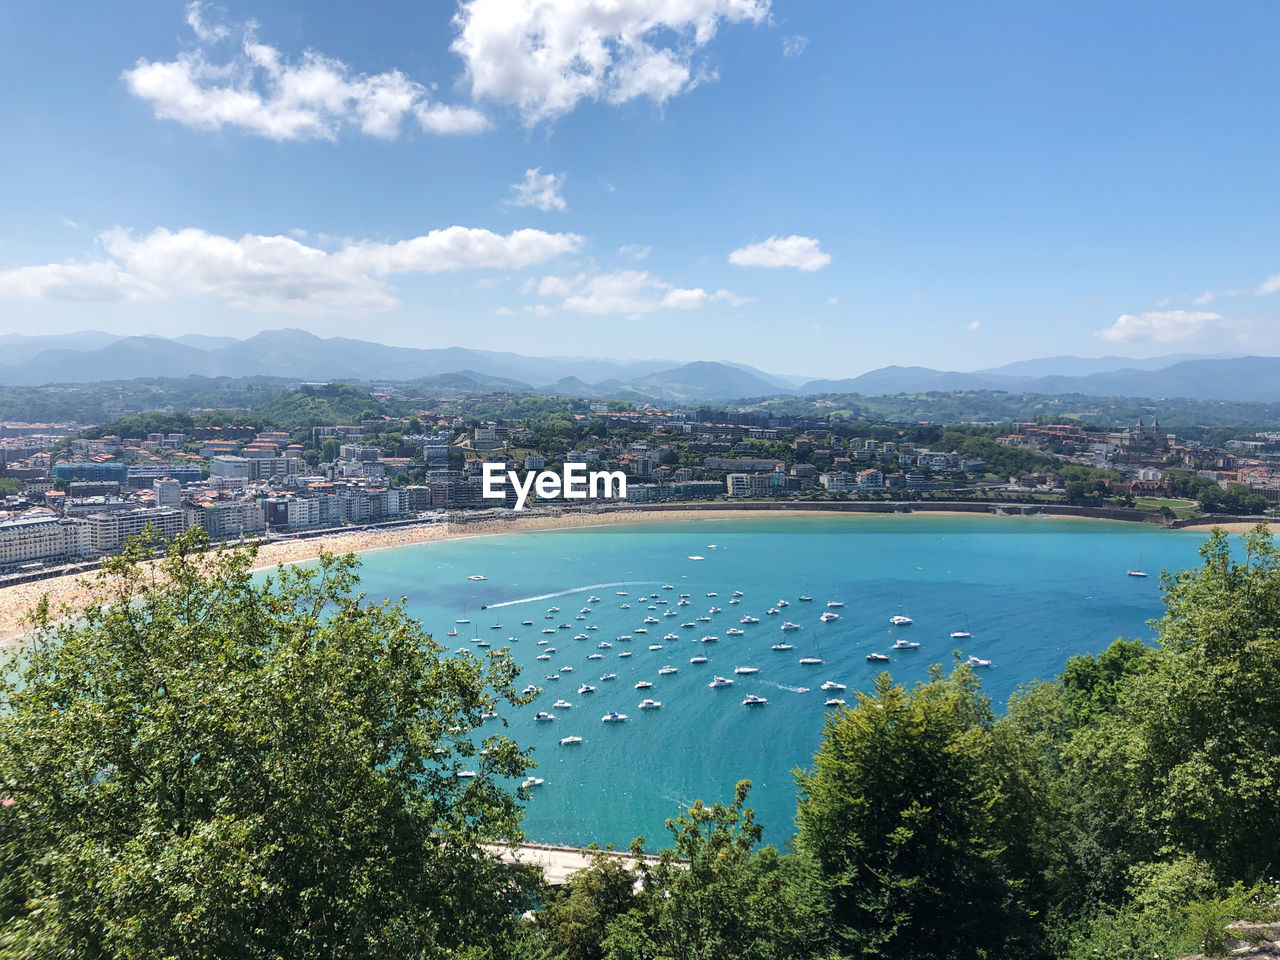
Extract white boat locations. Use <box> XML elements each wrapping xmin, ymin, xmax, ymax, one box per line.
<box><xmin>635</xmin><ymin>628</ymin><xmax>648</xmax><ymax>634</ymax></box>
<box><xmin>536</xmin><ymin>653</ymin><xmax>552</xmax><ymax>661</ymax></box>
<box><xmin>664</xmin><ymin>632</ymin><xmax>680</xmax><ymax>641</ymax></box>
<box><xmin>638</xmin><ymin>698</ymin><xmax>662</xmax><ymax>710</ymax></box>
<box><xmin>490</xmin><ymin>623</ymin><xmax>503</xmax><ymax>630</ymax></box>
<box><xmin>521</xmin><ymin>776</ymin><xmax>545</xmax><ymax>788</ymax></box>
<box><xmin>966</xmin><ymin>655</ymin><xmax>993</xmax><ymax>667</ymax></box>
<box><xmin>866</xmin><ymin>652</ymin><xmax>890</xmax><ymax>662</ymax></box>
<box><xmin>742</xmin><ymin>694</ymin><xmax>768</xmax><ymax>706</ymax></box>
<box><xmin>545</xmin><ymin>674</ymin><xmax>560</xmax><ymax>681</ymax></box>
<box><xmin>658</xmin><ymin>665</ymin><xmax>678</xmax><ymax>675</ymax></box>
<box><xmin>890</xmin><ymin>615</ymin><xmax>913</xmax><ymax>626</ymax></box>
<box><xmin>648</xmin><ymin>644</ymin><xmax>664</xmax><ymax>651</ymax></box>
<box><xmin>662</xmin><ymin>584</ymin><xmax>673</xmax><ymax>590</ymax></box>
<box><xmin>664</xmin><ymin>610</ymin><xmax>677</xmax><ymax>617</ymax></box>
<box><xmin>766</xmin><ymin>608</ymin><xmax>779</xmax><ymax>616</ymax></box>
<box><xmin>689</xmin><ymin>655</ymin><xmax>709</xmax><ymax>664</ymax></box>
<box><xmin>601</xmin><ymin>711</ymin><xmax>629</xmax><ymax>723</ymax></box>
<box><xmin>892</xmin><ymin>639</ymin><xmax>920</xmax><ymax>650</ymax></box>
<box><xmin>542</xmin><ymin>628</ymin><xmax>555</xmax><ymax>634</ymax></box>
<box><xmin>740</xmin><ymin>616</ymin><xmax>759</xmax><ymax>624</ymax></box>
<box><xmin>732</xmin><ymin>590</ymin><xmax>744</xmax><ymax>597</ymax></box>
<box><xmin>618</xmin><ymin>651</ymin><xmax>632</xmax><ymax>658</ymax></box>
<box><xmin>468</xmin><ymin>575</ymin><xmax>486</xmax><ymax>581</ymax></box>
<box><xmin>820</xmin><ymin>680</ymin><xmax>847</xmax><ymax>691</ymax></box>
<box><xmin>707</xmin><ymin>592</ymin><xmax>718</xmax><ymax>597</ymax></box>
<box><xmin>476</xmin><ymin>641</ymin><xmax>490</xmax><ymax>648</ymax></box>
<box><xmin>729</xmin><ymin>598</ymin><xmax>740</xmax><ymax>604</ymax></box>
<box><xmin>696</xmin><ymin>616</ymin><xmax>712</xmax><ymax>623</ymax></box>
<box><xmin>521</xmin><ymin>684</ymin><xmax>540</xmax><ymax>696</ymax></box>
<box><xmin>708</xmin><ymin>606</ymin><xmax>722</xmax><ymax>614</ymax></box>
<box><xmin>548</xmin><ymin>606</ymin><xmax>560</xmax><ymax>613</ymax></box>
<box><xmin>820</xmin><ymin>612</ymin><xmax>840</xmax><ymax>622</ymax></box>
<box><xmin>688</xmin><ymin>556</ymin><xmax>705</xmax><ymax>560</ymax></box>
<box><xmin>559</xmin><ymin>736</ymin><xmax>583</xmax><ymax>745</ymax></box>
<box><xmin>616</xmin><ymin>591</ymin><xmax>627</xmax><ymax>596</ymax></box>
<box><xmin>574</xmin><ymin>634</ymin><xmax>588</xmax><ymax>640</ymax></box>
<box><xmin>798</xmin><ymin>657</ymin><xmax>824</xmax><ymax>665</ymax></box>
<box><xmin>553</xmin><ymin>699</ymin><xmax>572</xmax><ymax>708</ymax></box>
<box><xmin>559</xmin><ymin>665</ymin><xmax>573</xmax><ymax>672</ymax></box>
<box><xmin>620</xmin><ymin>603</ymin><xmax>631</xmax><ymax>609</ymax></box>
<box><xmin>708</xmin><ymin>675</ymin><xmax>735</xmax><ymax>688</ymax></box>
<box><xmin>950</xmin><ymin>630</ymin><xmax>972</xmax><ymax>639</ymax></box>
<box><xmin>776</xmin><ymin>600</ymin><xmax>789</xmax><ymax>608</ymax></box>
<box><xmin>617</xmin><ymin>634</ymin><xmax>632</xmax><ymax>641</ymax></box>
<box><xmin>1127</xmin><ymin>569</ymin><xmax>1148</xmax><ymax>578</ymax></box>
<box><xmin>700</xmin><ymin>635</ymin><xmax>719</xmax><ymax>644</ymax></box>
<box><xmin>644</xmin><ymin>616</ymin><xmax>659</xmax><ymax>623</ymax></box>
<box><xmin>780</xmin><ymin>621</ymin><xmax>801</xmax><ymax>631</ymax></box>
<box><xmin>726</xmin><ymin>628</ymin><xmax>745</xmax><ymax>636</ymax></box>
<box><xmin>521</xmin><ymin>620</ymin><xmax>533</xmax><ymax>626</ymax></box>
<box><xmin>587</xmin><ymin>653</ymin><xmax>603</xmax><ymax>660</ymax></box>
<box><xmin>456</xmin><ymin>619</ymin><xmax>471</xmax><ymax>624</ymax></box>
<box><xmin>457</xmin><ymin>770</ymin><xmax>477</xmax><ymax>778</ymax></box>
<box><xmin>598</xmin><ymin>641</ymin><xmax>612</xmax><ymax>649</ymax></box>
<box><xmin>824</xmin><ymin>698</ymin><xmax>845</xmax><ymax>707</ymax></box>
<box><xmin>534</xmin><ymin>711</ymin><xmax>556</xmax><ymax>722</ymax></box>
<box><xmin>734</xmin><ymin>666</ymin><xmax>759</xmax><ymax>675</ymax></box>
<box><xmin>771</xmin><ymin>642</ymin><xmax>794</xmax><ymax>651</ymax></box>
<box><xmin>635</xmin><ymin>680</ymin><xmax>653</xmax><ymax>689</ymax></box>
<box><xmin>682</xmin><ymin>622</ymin><xmax>696</xmax><ymax>629</ymax></box>
<box><xmin>799</xmin><ymin>596</ymin><xmax>813</xmax><ymax>602</ymax></box>
<box><xmin>600</xmin><ymin>673</ymin><xmax>618</xmax><ymax>681</ymax></box>
<box><xmin>588</xmin><ymin>596</ymin><xmax>601</xmax><ymax>603</ymax></box>
<box><xmin>578</xmin><ymin>684</ymin><xmax>596</xmax><ymax>694</ymax></box>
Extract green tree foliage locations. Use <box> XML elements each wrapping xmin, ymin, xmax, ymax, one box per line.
<box><xmin>0</xmin><ymin>530</ymin><xmax>537</xmax><ymax>959</ymax></box>
<box><xmin>795</xmin><ymin>668</ymin><xmax>1041</xmax><ymax>959</ymax></box>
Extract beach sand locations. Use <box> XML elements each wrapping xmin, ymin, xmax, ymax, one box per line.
<box><xmin>0</xmin><ymin>506</ymin><xmax>1252</xmax><ymax>648</ymax></box>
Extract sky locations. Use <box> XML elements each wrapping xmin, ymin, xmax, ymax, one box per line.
<box><xmin>0</xmin><ymin>0</ymin><xmax>1277</xmax><ymax>378</ymax></box>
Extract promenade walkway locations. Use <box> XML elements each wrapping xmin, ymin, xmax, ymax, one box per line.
<box><xmin>487</xmin><ymin>842</ymin><xmax>666</xmax><ymax>887</ymax></box>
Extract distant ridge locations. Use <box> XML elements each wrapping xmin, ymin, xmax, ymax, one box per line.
<box><xmin>0</xmin><ymin>330</ymin><xmax>1277</xmax><ymax>403</ymax></box>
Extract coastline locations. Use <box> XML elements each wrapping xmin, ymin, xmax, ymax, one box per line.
<box><xmin>0</xmin><ymin>504</ymin><xmax>1261</xmax><ymax>648</ymax></box>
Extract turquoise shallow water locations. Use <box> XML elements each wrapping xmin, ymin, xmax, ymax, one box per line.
<box><xmin>325</xmin><ymin>514</ymin><xmax>1211</xmax><ymax>850</ymax></box>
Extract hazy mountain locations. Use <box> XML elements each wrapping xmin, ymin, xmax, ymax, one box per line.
<box><xmin>976</xmin><ymin>353</ymin><xmax>1241</xmax><ymax>378</ymax></box>
<box><xmin>0</xmin><ymin>330</ymin><xmax>124</xmax><ymax>366</ymax></box>
<box><xmin>800</xmin><ymin>366</ymin><xmax>996</xmax><ymax>395</ymax></box>
<box><xmin>624</xmin><ymin>361</ymin><xmax>788</xmax><ymax>401</ymax></box>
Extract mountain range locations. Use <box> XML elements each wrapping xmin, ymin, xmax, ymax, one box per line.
<box><xmin>0</xmin><ymin>329</ymin><xmax>1276</xmax><ymax>403</ymax></box>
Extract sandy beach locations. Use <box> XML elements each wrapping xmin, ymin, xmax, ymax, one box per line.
<box><xmin>0</xmin><ymin>505</ymin><xmax>1257</xmax><ymax>648</ymax></box>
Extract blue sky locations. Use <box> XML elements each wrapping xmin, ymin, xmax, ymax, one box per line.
<box><xmin>0</xmin><ymin>0</ymin><xmax>1277</xmax><ymax>377</ymax></box>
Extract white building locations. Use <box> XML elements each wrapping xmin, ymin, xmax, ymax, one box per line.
<box><xmin>0</xmin><ymin>516</ymin><xmax>90</xmax><ymax>568</ymax></box>
<box><xmin>153</xmin><ymin>478</ymin><xmax>182</xmax><ymax>509</ymax></box>
<box><xmin>86</xmin><ymin>508</ymin><xmax>186</xmax><ymax>553</ymax></box>
<box><xmin>819</xmin><ymin>471</ymin><xmax>855</xmax><ymax>492</ymax></box>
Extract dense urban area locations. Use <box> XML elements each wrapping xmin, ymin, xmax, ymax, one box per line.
<box><xmin>2</xmin><ymin>379</ymin><xmax>1279</xmax><ymax>577</ymax></box>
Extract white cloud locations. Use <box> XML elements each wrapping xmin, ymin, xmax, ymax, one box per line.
<box><xmin>1192</xmin><ymin>290</ymin><xmax>1213</xmax><ymax>306</ymax></box>
<box><xmin>1257</xmin><ymin>274</ymin><xmax>1280</xmax><ymax>296</ymax></box>
<box><xmin>124</xmin><ymin>8</ymin><xmax>489</xmax><ymax>141</ymax></box>
<box><xmin>825</xmin><ymin>296</ymin><xmax>838</xmax><ymax>306</ymax></box>
<box><xmin>525</xmin><ymin>304</ymin><xmax>553</xmax><ymax>318</ymax></box>
<box><xmin>536</xmin><ymin>274</ymin><xmax>581</xmax><ymax>296</ymax></box>
<box><xmin>618</xmin><ymin>244</ymin><xmax>651</xmax><ymax>260</ymax></box>
<box><xmin>0</xmin><ymin>225</ymin><xmax>581</xmax><ymax>315</ymax></box>
<box><xmin>966</xmin><ymin>320</ymin><xmax>981</xmax><ymax>331</ymax></box>
<box><xmin>728</xmin><ymin>235</ymin><xmax>830</xmax><ymax>271</ymax></box>
<box><xmin>781</xmin><ymin>34</ymin><xmax>809</xmax><ymax>57</ymax></box>
<box><xmin>1095</xmin><ymin>309</ymin><xmax>1224</xmax><ymax>343</ymax></box>
<box><xmin>494</xmin><ymin>306</ymin><xmax>515</xmax><ymax>316</ymax></box>
<box><xmin>451</xmin><ymin>0</ymin><xmax>771</xmax><ymax>124</ymax></box>
<box><xmin>508</xmin><ymin>168</ymin><xmax>567</xmax><ymax>211</ymax></box>
<box><xmin>557</xmin><ymin>269</ymin><xmax>747</xmax><ymax>314</ymax></box>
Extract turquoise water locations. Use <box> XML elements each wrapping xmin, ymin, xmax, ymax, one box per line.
<box><xmin>331</xmin><ymin>514</ymin><xmax>1211</xmax><ymax>850</ymax></box>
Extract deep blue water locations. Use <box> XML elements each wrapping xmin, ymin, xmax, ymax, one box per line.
<box><xmin>318</xmin><ymin>514</ymin><xmax>1211</xmax><ymax>850</ymax></box>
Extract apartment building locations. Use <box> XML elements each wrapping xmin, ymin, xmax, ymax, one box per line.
<box><xmin>0</xmin><ymin>516</ymin><xmax>90</xmax><ymax>568</ymax></box>
<box><xmin>85</xmin><ymin>507</ymin><xmax>186</xmax><ymax>553</ymax></box>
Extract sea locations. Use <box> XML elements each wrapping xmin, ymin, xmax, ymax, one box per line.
<box><xmin>318</xmin><ymin>513</ymin><xmax>1213</xmax><ymax>851</ymax></box>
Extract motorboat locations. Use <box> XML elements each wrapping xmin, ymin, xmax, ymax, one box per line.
<box><xmin>457</xmin><ymin>770</ymin><xmax>477</xmax><ymax>778</ymax></box>
<box><xmin>658</xmin><ymin>665</ymin><xmax>678</xmax><ymax>675</ymax></box>
<box><xmin>648</xmin><ymin>644</ymin><xmax>664</xmax><ymax>651</ymax></box>
<box><xmin>578</xmin><ymin>684</ymin><xmax>596</xmax><ymax>694</ymax></box>
<box><xmin>635</xmin><ymin>680</ymin><xmax>653</xmax><ymax>689</ymax></box>
<box><xmin>771</xmin><ymin>642</ymin><xmax>794</xmax><ymax>651</ymax></box>
<box><xmin>740</xmin><ymin>616</ymin><xmax>759</xmax><ymax>624</ymax></box>
<box><xmin>820</xmin><ymin>612</ymin><xmax>840</xmax><ymax>622</ymax></box>
<box><xmin>638</xmin><ymin>698</ymin><xmax>662</xmax><ymax>709</ymax></box>
<box><xmin>521</xmin><ymin>776</ymin><xmax>545</xmax><ymax>788</ymax></box>
<box><xmin>798</xmin><ymin>656</ymin><xmax>824</xmax><ymax>665</ymax></box>
<box><xmin>708</xmin><ymin>675</ymin><xmax>735</xmax><ymax>688</ymax></box>
<box><xmin>588</xmin><ymin>596</ymin><xmax>601</xmax><ymax>603</ymax></box>
<box><xmin>616</xmin><ymin>591</ymin><xmax>628</xmax><ymax>596</ymax></box>
<box><xmin>733</xmin><ymin>590</ymin><xmax>744</xmax><ymax>597</ymax></box>
<box><xmin>706</xmin><ymin>592</ymin><xmax>718</xmax><ymax>597</ymax></box>
<box><xmin>545</xmin><ymin>674</ymin><xmax>560</xmax><ymax>681</ymax></box>
<box><xmin>776</xmin><ymin>600</ymin><xmax>789</xmax><ymax>608</ymax></box>
<box><xmin>799</xmin><ymin>596</ymin><xmax>813</xmax><ymax>602</ymax></box>
<box><xmin>726</xmin><ymin>628</ymin><xmax>745</xmax><ymax>637</ymax></box>
<box><xmin>490</xmin><ymin>623</ymin><xmax>503</xmax><ymax>630</ymax></box>
<box><xmin>457</xmin><ymin>619</ymin><xmax>471</xmax><ymax>624</ymax></box>
<box><xmin>891</xmin><ymin>639</ymin><xmax>920</xmax><ymax>650</ymax></box>
<box><xmin>534</xmin><ymin>711</ymin><xmax>556</xmax><ymax>722</ymax></box>
<box><xmin>729</xmin><ymin>598</ymin><xmax>740</xmax><ymax>605</ymax></box>
<box><xmin>559</xmin><ymin>736</ymin><xmax>583</xmax><ymax>745</ymax></box>
<box><xmin>635</xmin><ymin>628</ymin><xmax>648</xmax><ymax>634</ymax></box>
<box><xmin>826</xmin><ymin>601</ymin><xmax>844</xmax><ymax>608</ymax></box>
<box><xmin>780</xmin><ymin>621</ymin><xmax>801</xmax><ymax>631</ymax></box>
<box><xmin>766</xmin><ymin>608</ymin><xmax>779</xmax><ymax>616</ymax></box>
<box><xmin>664</xmin><ymin>633</ymin><xmax>680</xmax><ymax>641</ymax></box>
<box><xmin>475</xmin><ymin>641</ymin><xmax>490</xmax><ymax>648</ymax></box>
<box><xmin>824</xmin><ymin>698</ymin><xmax>845</xmax><ymax>707</ymax></box>
<box><xmin>866</xmin><ymin>652</ymin><xmax>890</xmax><ymax>662</ymax></box>
<box><xmin>468</xmin><ymin>575</ymin><xmax>486</xmax><ymax>581</ymax></box>
<box><xmin>966</xmin><ymin>655</ymin><xmax>993</xmax><ymax>667</ymax></box>
<box><xmin>542</xmin><ymin>628</ymin><xmax>555</xmax><ymax>634</ymax></box>
<box><xmin>600</xmin><ymin>673</ymin><xmax>618</xmax><ymax>681</ymax></box>
<box><xmin>559</xmin><ymin>665</ymin><xmax>574</xmax><ymax>672</ymax></box>
<box><xmin>618</xmin><ymin>651</ymin><xmax>632</xmax><ymax>658</ymax></box>
<box><xmin>682</xmin><ymin>622</ymin><xmax>697</xmax><ymax>629</ymax></box>
<box><xmin>742</xmin><ymin>694</ymin><xmax>768</xmax><ymax>706</ymax></box>
<box><xmin>521</xmin><ymin>684</ymin><xmax>540</xmax><ymax>696</ymax></box>
<box><xmin>733</xmin><ymin>666</ymin><xmax>759</xmax><ymax>675</ymax></box>
<box><xmin>680</xmin><ymin>593</ymin><xmax>691</xmax><ymax>599</ymax></box>
<box><xmin>664</xmin><ymin>610</ymin><xmax>677</xmax><ymax>617</ymax></box>
<box><xmin>696</xmin><ymin>616</ymin><xmax>712</xmax><ymax>623</ymax></box>
<box><xmin>587</xmin><ymin>653</ymin><xmax>603</xmax><ymax>660</ymax></box>
<box><xmin>689</xmin><ymin>655</ymin><xmax>709</xmax><ymax>664</ymax></box>
<box><xmin>620</xmin><ymin>603</ymin><xmax>631</xmax><ymax>609</ymax></box>
<box><xmin>548</xmin><ymin>607</ymin><xmax>560</xmax><ymax>613</ymax></box>
<box><xmin>820</xmin><ymin>681</ymin><xmax>847</xmax><ymax>691</ymax></box>
<box><xmin>574</xmin><ymin>634</ymin><xmax>588</xmax><ymax>641</ymax></box>
<box><xmin>536</xmin><ymin>653</ymin><xmax>552</xmax><ymax>661</ymax></box>
<box><xmin>662</xmin><ymin>584</ymin><xmax>674</xmax><ymax>590</ymax></box>
<box><xmin>598</xmin><ymin>641</ymin><xmax>613</xmax><ymax>649</ymax></box>
<box><xmin>699</xmin><ymin>635</ymin><xmax>719</xmax><ymax>644</ymax></box>
<box><xmin>950</xmin><ymin>630</ymin><xmax>972</xmax><ymax>639</ymax></box>
<box><xmin>521</xmin><ymin>620</ymin><xmax>533</xmax><ymax>626</ymax></box>
<box><xmin>553</xmin><ymin>699</ymin><xmax>572</xmax><ymax>709</ymax></box>
<box><xmin>617</xmin><ymin>634</ymin><xmax>632</xmax><ymax>641</ymax></box>
<box><xmin>708</xmin><ymin>606</ymin><xmax>722</xmax><ymax>614</ymax></box>
<box><xmin>890</xmin><ymin>615</ymin><xmax>913</xmax><ymax>626</ymax></box>
<box><xmin>644</xmin><ymin>616</ymin><xmax>659</xmax><ymax>624</ymax></box>
<box><xmin>601</xmin><ymin>711</ymin><xmax>629</xmax><ymax>723</ymax></box>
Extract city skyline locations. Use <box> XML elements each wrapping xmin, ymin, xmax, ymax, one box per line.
<box><xmin>1</xmin><ymin>1</ymin><xmax>1278</xmax><ymax>376</ymax></box>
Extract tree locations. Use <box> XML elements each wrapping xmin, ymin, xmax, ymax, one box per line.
<box><xmin>795</xmin><ymin>668</ymin><xmax>1041</xmax><ymax>959</ymax></box>
<box><xmin>0</xmin><ymin>530</ymin><xmax>538</xmax><ymax>958</ymax></box>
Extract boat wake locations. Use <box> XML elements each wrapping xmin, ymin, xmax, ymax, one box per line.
<box><xmin>483</xmin><ymin>582</ymin><xmax>665</xmax><ymax>609</ymax></box>
<box><xmin>763</xmin><ymin>681</ymin><xmax>811</xmax><ymax>694</ymax></box>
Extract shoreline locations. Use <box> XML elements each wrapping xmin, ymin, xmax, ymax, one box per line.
<box><xmin>0</xmin><ymin>504</ymin><xmax>1264</xmax><ymax>648</ymax></box>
